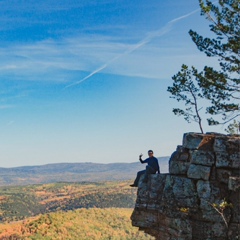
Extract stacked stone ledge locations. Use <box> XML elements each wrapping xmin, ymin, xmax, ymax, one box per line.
<box><xmin>131</xmin><ymin>132</ymin><xmax>240</xmax><ymax>240</ymax></box>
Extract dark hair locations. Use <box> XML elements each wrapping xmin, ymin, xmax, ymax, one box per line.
<box><xmin>148</xmin><ymin>150</ymin><xmax>153</xmax><ymax>153</ymax></box>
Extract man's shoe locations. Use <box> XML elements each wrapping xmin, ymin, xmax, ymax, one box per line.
<box><xmin>130</xmin><ymin>184</ymin><xmax>137</xmax><ymax>187</ymax></box>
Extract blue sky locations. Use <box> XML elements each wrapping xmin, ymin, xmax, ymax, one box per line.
<box><xmin>0</xmin><ymin>0</ymin><xmax>224</xmax><ymax>168</ymax></box>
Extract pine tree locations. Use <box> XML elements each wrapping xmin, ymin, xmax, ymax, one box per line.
<box><xmin>168</xmin><ymin>0</ymin><xmax>239</xmax><ymax>130</ymax></box>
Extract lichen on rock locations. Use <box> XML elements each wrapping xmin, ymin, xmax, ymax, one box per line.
<box><xmin>131</xmin><ymin>132</ymin><xmax>240</xmax><ymax>240</ymax></box>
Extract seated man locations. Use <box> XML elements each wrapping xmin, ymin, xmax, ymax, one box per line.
<box><xmin>130</xmin><ymin>150</ymin><xmax>160</xmax><ymax>187</ymax></box>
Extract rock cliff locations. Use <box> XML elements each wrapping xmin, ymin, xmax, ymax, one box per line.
<box><xmin>131</xmin><ymin>132</ymin><xmax>240</xmax><ymax>240</ymax></box>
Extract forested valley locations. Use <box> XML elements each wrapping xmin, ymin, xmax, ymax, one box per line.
<box><xmin>0</xmin><ymin>181</ymin><xmax>153</xmax><ymax>239</ymax></box>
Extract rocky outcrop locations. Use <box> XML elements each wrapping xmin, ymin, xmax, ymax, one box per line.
<box><xmin>131</xmin><ymin>132</ymin><xmax>240</xmax><ymax>240</ymax></box>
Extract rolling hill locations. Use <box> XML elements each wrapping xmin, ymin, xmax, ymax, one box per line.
<box><xmin>0</xmin><ymin>208</ymin><xmax>154</xmax><ymax>240</ymax></box>
<box><xmin>0</xmin><ymin>181</ymin><xmax>138</xmax><ymax>222</ymax></box>
<box><xmin>0</xmin><ymin>157</ymin><xmax>169</xmax><ymax>186</ymax></box>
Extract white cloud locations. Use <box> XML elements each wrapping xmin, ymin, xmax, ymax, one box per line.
<box><xmin>0</xmin><ymin>31</ymin><xmax>219</xmax><ymax>85</ymax></box>
<box><xmin>0</xmin><ymin>105</ymin><xmax>14</xmax><ymax>109</ymax></box>
<box><xmin>0</xmin><ymin>3</ymin><xmax>219</xmax><ymax>85</ymax></box>
<box><xmin>0</xmin><ymin>0</ymin><xmax>113</xmax><ymax>13</ymax></box>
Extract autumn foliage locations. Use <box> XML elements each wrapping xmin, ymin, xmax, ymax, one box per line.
<box><xmin>0</xmin><ymin>208</ymin><xmax>153</xmax><ymax>240</ymax></box>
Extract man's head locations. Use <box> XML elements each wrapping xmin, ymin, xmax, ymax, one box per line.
<box><xmin>148</xmin><ymin>150</ymin><xmax>154</xmax><ymax>156</ymax></box>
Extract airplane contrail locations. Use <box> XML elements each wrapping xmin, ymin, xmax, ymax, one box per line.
<box><xmin>64</xmin><ymin>8</ymin><xmax>199</xmax><ymax>89</ymax></box>
<box><xmin>169</xmin><ymin>8</ymin><xmax>199</xmax><ymax>24</ymax></box>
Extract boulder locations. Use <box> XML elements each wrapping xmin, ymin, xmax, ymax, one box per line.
<box><xmin>131</xmin><ymin>133</ymin><xmax>240</xmax><ymax>239</ymax></box>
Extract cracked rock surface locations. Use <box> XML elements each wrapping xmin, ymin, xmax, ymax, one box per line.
<box><xmin>131</xmin><ymin>132</ymin><xmax>240</xmax><ymax>240</ymax></box>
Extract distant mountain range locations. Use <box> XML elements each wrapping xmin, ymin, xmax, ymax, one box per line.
<box><xmin>0</xmin><ymin>157</ymin><xmax>169</xmax><ymax>186</ymax></box>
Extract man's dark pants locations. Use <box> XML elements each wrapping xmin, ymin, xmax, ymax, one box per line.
<box><xmin>133</xmin><ymin>166</ymin><xmax>155</xmax><ymax>186</ymax></box>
